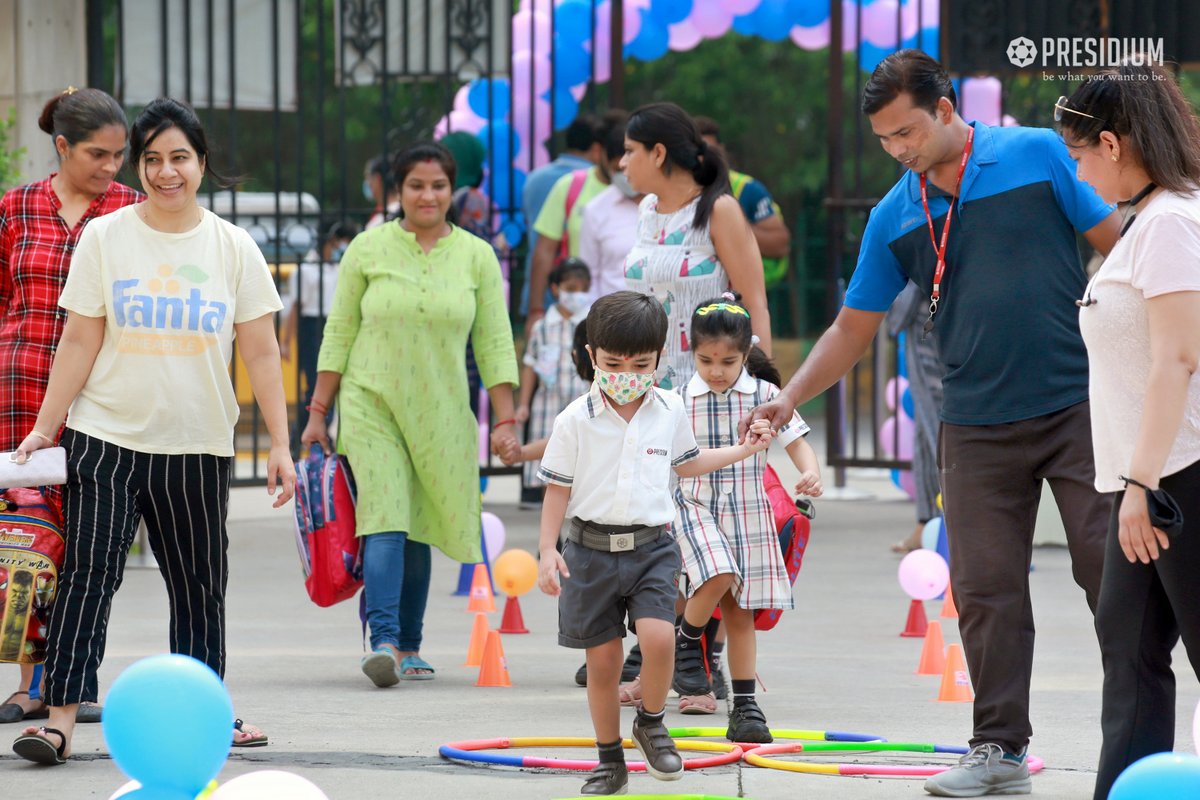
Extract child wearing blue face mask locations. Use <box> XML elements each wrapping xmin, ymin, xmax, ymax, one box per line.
<box><xmin>282</xmin><ymin>220</ymin><xmax>361</xmax><ymax>443</ymax></box>
<box><xmin>516</xmin><ymin>257</ymin><xmax>593</xmax><ymax>508</ymax></box>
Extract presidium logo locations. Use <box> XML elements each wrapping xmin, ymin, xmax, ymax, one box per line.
<box><xmin>1006</xmin><ymin>36</ymin><xmax>1164</xmax><ymax>70</ymax></box>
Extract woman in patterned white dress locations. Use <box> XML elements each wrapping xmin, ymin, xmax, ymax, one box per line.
<box><xmin>620</xmin><ymin>102</ymin><xmax>773</xmax><ymax>391</ymax></box>
<box><xmin>673</xmin><ymin>295</ymin><xmax>822</xmax><ymax>739</ymax></box>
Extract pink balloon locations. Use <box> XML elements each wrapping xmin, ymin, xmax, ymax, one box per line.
<box><xmin>512</xmin><ymin>49</ymin><xmax>551</xmax><ymax>97</ymax></box>
<box><xmin>512</xmin><ymin>10</ymin><xmax>551</xmax><ymax>53</ymax></box>
<box><xmin>879</xmin><ymin>414</ymin><xmax>913</xmax><ymax>460</ymax></box>
<box><xmin>570</xmin><ymin>82</ymin><xmax>588</xmax><ymax>101</ymax></box>
<box><xmin>790</xmin><ymin>21</ymin><xmax>829</xmax><ymax>50</ymax></box>
<box><xmin>898</xmin><ymin>549</ymin><xmax>949</xmax><ymax>601</ymax></box>
<box><xmin>862</xmin><ymin>0</ymin><xmax>901</xmax><ymax>48</ymax></box>
<box><xmin>667</xmin><ymin>19</ymin><xmax>703</xmax><ymax>51</ymax></box>
<box><xmin>591</xmin><ymin>3</ymin><xmax>613</xmax><ymax>83</ymax></box>
<box><xmin>920</xmin><ymin>0</ymin><xmax>939</xmax><ymax>30</ymax></box>
<box><xmin>454</xmin><ymin>84</ymin><xmax>472</xmax><ymax>114</ymax></box>
<box><xmin>898</xmin><ymin>469</ymin><xmax>917</xmax><ymax>500</ymax></box>
<box><xmin>884</xmin><ymin>376</ymin><xmax>910</xmax><ymax>412</ymax></box>
<box><xmin>1002</xmin><ymin>113</ymin><xmax>1020</xmax><ymax>127</ymax></box>
<box><xmin>693</xmin><ymin>3</ymin><xmax>734</xmax><ymax>38</ymax></box>
<box><xmin>722</xmin><ymin>0</ymin><xmax>761</xmax><ymax>14</ymax></box>
<box><xmin>447</xmin><ymin>109</ymin><xmax>486</xmax><ymax>135</ymax></box>
<box><xmin>840</xmin><ymin>0</ymin><xmax>860</xmax><ymax>52</ymax></box>
<box><xmin>623</xmin><ymin>0</ymin><xmax>645</xmax><ymax>45</ymax></box>
<box><xmin>962</xmin><ymin>77</ymin><xmax>1002</xmax><ymax>127</ymax></box>
<box><xmin>478</xmin><ymin>422</ymin><xmax>490</xmax><ymax>465</ymax></box>
<box><xmin>533</xmin><ymin>142</ymin><xmax>551</xmax><ymax>169</ymax></box>
<box><xmin>513</xmin><ymin>99</ymin><xmax>552</xmax><ymax>165</ymax></box>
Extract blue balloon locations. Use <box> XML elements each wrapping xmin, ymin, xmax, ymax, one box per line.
<box><xmin>901</xmin><ymin>387</ymin><xmax>914</xmax><ymax>419</ymax></box>
<box><xmin>467</xmin><ymin>78</ymin><xmax>511</xmax><ymax>120</ymax></box>
<box><xmin>500</xmin><ymin>212</ymin><xmax>525</xmax><ymax>248</ymax></box>
<box><xmin>651</xmin><ymin>0</ymin><xmax>693</xmax><ymax>26</ymax></box>
<box><xmin>890</xmin><ymin>468</ymin><xmax>902</xmax><ymax>489</ymax></box>
<box><xmin>626</xmin><ymin>9</ymin><xmax>669</xmax><ymax>61</ymax></box>
<box><xmin>484</xmin><ymin>164</ymin><xmax>527</xmax><ymax>206</ymax></box>
<box><xmin>554</xmin><ymin>40</ymin><xmax>592</xmax><ymax>87</ymax></box>
<box><xmin>478</xmin><ymin>121</ymin><xmax>520</xmax><ymax>162</ymax></box>
<box><xmin>1110</xmin><ymin>752</ymin><xmax>1200</xmax><ymax>800</ymax></box>
<box><xmin>896</xmin><ymin>331</ymin><xmax>908</xmax><ymax>378</ymax></box>
<box><xmin>732</xmin><ymin>10</ymin><xmax>761</xmax><ymax>36</ymax></box>
<box><xmin>546</xmin><ymin>87</ymin><xmax>579</xmax><ymax>130</ymax></box>
<box><xmin>858</xmin><ymin>41</ymin><xmax>896</xmax><ymax>74</ymax></box>
<box><xmin>791</xmin><ymin>0</ymin><xmax>828</xmax><ymax>28</ymax></box>
<box><xmin>554</xmin><ymin>0</ymin><xmax>595</xmax><ymax>47</ymax></box>
<box><xmin>102</xmin><ymin>655</ymin><xmax>233</xmax><ymax>795</ymax></box>
<box><xmin>751</xmin><ymin>0</ymin><xmax>795</xmax><ymax>42</ymax></box>
<box><xmin>920</xmin><ymin>517</ymin><xmax>942</xmax><ymax>551</ymax></box>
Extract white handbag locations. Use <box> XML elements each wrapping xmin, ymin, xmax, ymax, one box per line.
<box><xmin>0</xmin><ymin>447</ymin><xmax>68</xmax><ymax>487</ymax></box>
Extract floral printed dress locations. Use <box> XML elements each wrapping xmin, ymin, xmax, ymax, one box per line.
<box><xmin>623</xmin><ymin>195</ymin><xmax>729</xmax><ymax>390</ymax></box>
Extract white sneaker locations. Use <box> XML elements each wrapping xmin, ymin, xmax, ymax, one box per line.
<box><xmin>924</xmin><ymin>743</ymin><xmax>1032</xmax><ymax>797</ymax></box>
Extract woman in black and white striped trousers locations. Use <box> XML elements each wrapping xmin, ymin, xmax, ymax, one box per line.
<box><xmin>10</xmin><ymin>98</ymin><xmax>294</xmax><ymax>766</ymax></box>
<box><xmin>47</xmin><ymin>429</ymin><xmax>232</xmax><ymax>699</ymax></box>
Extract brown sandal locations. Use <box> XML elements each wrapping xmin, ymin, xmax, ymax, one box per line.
<box><xmin>618</xmin><ymin>676</ymin><xmax>643</xmax><ymax>707</ymax></box>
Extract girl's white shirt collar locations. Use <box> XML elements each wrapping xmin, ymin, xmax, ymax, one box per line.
<box><xmin>685</xmin><ymin>367</ymin><xmax>757</xmax><ymax>397</ymax></box>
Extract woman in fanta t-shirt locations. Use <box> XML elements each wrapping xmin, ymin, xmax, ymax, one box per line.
<box><xmin>10</xmin><ymin>98</ymin><xmax>294</xmax><ymax>765</ymax></box>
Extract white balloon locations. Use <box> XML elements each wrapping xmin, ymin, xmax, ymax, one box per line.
<box><xmin>109</xmin><ymin>781</ymin><xmax>141</xmax><ymax>800</ymax></box>
<box><xmin>210</xmin><ymin>771</ymin><xmax>329</xmax><ymax>800</ymax></box>
<box><xmin>1194</xmin><ymin>698</ymin><xmax>1200</xmax><ymax>756</ymax></box>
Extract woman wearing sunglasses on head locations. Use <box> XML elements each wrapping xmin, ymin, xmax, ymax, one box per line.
<box><xmin>1057</xmin><ymin>64</ymin><xmax>1200</xmax><ymax>800</ymax></box>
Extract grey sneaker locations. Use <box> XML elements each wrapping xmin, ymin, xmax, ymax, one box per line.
<box><xmin>580</xmin><ymin>761</ymin><xmax>628</xmax><ymax>795</ymax></box>
<box><xmin>631</xmin><ymin>710</ymin><xmax>683</xmax><ymax>781</ymax></box>
<box><xmin>924</xmin><ymin>743</ymin><xmax>1032</xmax><ymax>797</ymax></box>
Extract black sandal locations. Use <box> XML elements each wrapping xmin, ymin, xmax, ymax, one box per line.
<box><xmin>12</xmin><ymin>726</ymin><xmax>68</xmax><ymax>765</ymax></box>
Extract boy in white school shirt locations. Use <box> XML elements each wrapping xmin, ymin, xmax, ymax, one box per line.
<box><xmin>536</xmin><ymin>290</ymin><xmax>775</xmax><ymax>796</ymax></box>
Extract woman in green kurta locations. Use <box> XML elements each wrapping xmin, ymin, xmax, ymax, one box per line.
<box><xmin>303</xmin><ymin>142</ymin><xmax>519</xmax><ymax>687</ymax></box>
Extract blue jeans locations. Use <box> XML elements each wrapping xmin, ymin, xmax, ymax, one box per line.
<box><xmin>362</xmin><ymin>531</ymin><xmax>432</xmax><ymax>652</ymax></box>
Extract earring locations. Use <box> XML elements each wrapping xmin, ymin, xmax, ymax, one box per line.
<box><xmin>1111</xmin><ymin>153</ymin><xmax>1119</xmax><ymax>162</ymax></box>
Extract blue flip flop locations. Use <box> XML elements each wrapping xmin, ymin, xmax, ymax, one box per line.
<box><xmin>398</xmin><ymin>655</ymin><xmax>436</xmax><ymax>681</ymax></box>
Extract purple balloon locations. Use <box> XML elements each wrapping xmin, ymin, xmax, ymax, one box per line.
<box><xmin>790</xmin><ymin>21</ymin><xmax>829</xmax><ymax>50</ymax></box>
<box><xmin>481</xmin><ymin>512</ymin><xmax>506</xmax><ymax>563</ymax></box>
<box><xmin>839</xmin><ymin>0</ymin><xmax>860</xmax><ymax>52</ymax></box>
<box><xmin>512</xmin><ymin>49</ymin><xmax>551</xmax><ymax>96</ymax></box>
<box><xmin>511</xmin><ymin>10</ymin><xmax>551</xmax><ymax>53</ymax></box>
<box><xmin>861</xmin><ymin>0</ymin><xmax>901</xmax><ymax>48</ymax></box>
<box><xmin>898</xmin><ymin>469</ymin><xmax>917</xmax><ymax>500</ymax></box>
<box><xmin>878</xmin><ymin>414</ymin><xmax>913</xmax><ymax>460</ymax></box>
<box><xmin>962</xmin><ymin>77</ymin><xmax>1003</xmax><ymax>127</ymax></box>
<box><xmin>898</xmin><ymin>549</ymin><xmax>949</xmax><ymax>601</ymax></box>
<box><xmin>884</xmin><ymin>376</ymin><xmax>910</xmax><ymax>412</ymax></box>
<box><xmin>453</xmin><ymin>84</ymin><xmax>472</xmax><ymax>114</ymax></box>
<box><xmin>667</xmin><ymin>19</ymin><xmax>703</xmax><ymax>51</ymax></box>
<box><xmin>692</xmin><ymin>2</ymin><xmax>734</xmax><ymax>37</ymax></box>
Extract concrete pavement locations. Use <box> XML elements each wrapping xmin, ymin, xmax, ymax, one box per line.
<box><xmin>2</xmin><ymin>441</ymin><xmax>1196</xmax><ymax>800</ymax></box>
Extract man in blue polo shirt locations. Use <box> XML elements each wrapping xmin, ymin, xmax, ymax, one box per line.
<box><xmin>749</xmin><ymin>51</ymin><xmax>1121</xmax><ymax>796</ymax></box>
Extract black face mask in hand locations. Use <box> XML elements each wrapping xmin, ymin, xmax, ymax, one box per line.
<box><xmin>1121</xmin><ymin>475</ymin><xmax>1185</xmax><ymax>538</ymax></box>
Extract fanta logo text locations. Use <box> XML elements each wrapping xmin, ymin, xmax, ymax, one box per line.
<box><xmin>0</xmin><ymin>529</ymin><xmax>36</xmax><ymax>548</ymax></box>
<box><xmin>113</xmin><ymin>279</ymin><xmax>227</xmax><ymax>332</ymax></box>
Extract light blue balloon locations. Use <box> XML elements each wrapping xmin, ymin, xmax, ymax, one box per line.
<box><xmin>467</xmin><ymin>78</ymin><xmax>511</xmax><ymax>120</ymax></box>
<box><xmin>102</xmin><ymin>655</ymin><xmax>233</xmax><ymax>795</ymax></box>
<box><xmin>1110</xmin><ymin>752</ymin><xmax>1200</xmax><ymax>800</ymax></box>
<box><xmin>920</xmin><ymin>517</ymin><xmax>942</xmax><ymax>551</ymax></box>
<box><xmin>124</xmin><ymin>787</ymin><xmax>194</xmax><ymax>800</ymax></box>
<box><xmin>625</xmin><ymin>9</ymin><xmax>669</xmax><ymax>62</ymax></box>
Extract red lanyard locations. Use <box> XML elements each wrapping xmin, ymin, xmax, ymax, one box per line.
<box><xmin>918</xmin><ymin>126</ymin><xmax>974</xmax><ymax>333</ymax></box>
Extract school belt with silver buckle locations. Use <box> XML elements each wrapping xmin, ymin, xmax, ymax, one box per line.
<box><xmin>566</xmin><ymin>519</ymin><xmax>665</xmax><ymax>552</ymax></box>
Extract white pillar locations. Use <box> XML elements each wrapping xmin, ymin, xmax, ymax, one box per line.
<box><xmin>0</xmin><ymin>0</ymin><xmax>88</xmax><ymax>184</ymax></box>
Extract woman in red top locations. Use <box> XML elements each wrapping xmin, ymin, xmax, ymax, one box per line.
<box><xmin>0</xmin><ymin>87</ymin><xmax>139</xmax><ymax>726</ymax></box>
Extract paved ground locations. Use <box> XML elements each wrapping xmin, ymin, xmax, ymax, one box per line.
<box><xmin>2</xmin><ymin>435</ymin><xmax>1196</xmax><ymax>799</ymax></box>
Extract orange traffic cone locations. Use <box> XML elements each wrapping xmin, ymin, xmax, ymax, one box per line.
<box><xmin>937</xmin><ymin>643</ymin><xmax>974</xmax><ymax>702</ymax></box>
<box><xmin>916</xmin><ymin>620</ymin><xmax>946</xmax><ymax>675</ymax></box>
<box><xmin>941</xmin><ymin>582</ymin><xmax>959</xmax><ymax>619</ymax></box>
<box><xmin>900</xmin><ymin>598</ymin><xmax>928</xmax><ymax>637</ymax></box>
<box><xmin>463</xmin><ymin>612</ymin><xmax>489</xmax><ymax>667</ymax></box>
<box><xmin>476</xmin><ymin>630</ymin><xmax>512</xmax><ymax>687</ymax></box>
<box><xmin>499</xmin><ymin>596</ymin><xmax>529</xmax><ymax>634</ymax></box>
<box><xmin>466</xmin><ymin>563</ymin><xmax>496</xmax><ymax>613</ymax></box>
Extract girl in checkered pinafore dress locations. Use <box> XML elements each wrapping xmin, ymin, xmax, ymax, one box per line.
<box><xmin>672</xmin><ymin>293</ymin><xmax>823</xmax><ymax>741</ymax></box>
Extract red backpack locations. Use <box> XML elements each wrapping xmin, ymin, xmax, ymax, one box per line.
<box><xmin>754</xmin><ymin>464</ymin><xmax>813</xmax><ymax>632</ymax></box>
<box><xmin>294</xmin><ymin>451</ymin><xmax>362</xmax><ymax>607</ymax></box>
<box><xmin>0</xmin><ymin>488</ymin><xmax>66</xmax><ymax>663</ymax></box>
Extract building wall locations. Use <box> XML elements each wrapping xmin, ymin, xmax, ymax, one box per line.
<box><xmin>0</xmin><ymin>0</ymin><xmax>88</xmax><ymax>183</ymax></box>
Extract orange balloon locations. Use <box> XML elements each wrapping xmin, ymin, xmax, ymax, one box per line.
<box><xmin>492</xmin><ymin>549</ymin><xmax>538</xmax><ymax>597</ymax></box>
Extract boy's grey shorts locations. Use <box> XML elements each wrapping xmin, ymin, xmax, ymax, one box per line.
<box><xmin>557</xmin><ymin>530</ymin><xmax>681</xmax><ymax>649</ymax></box>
